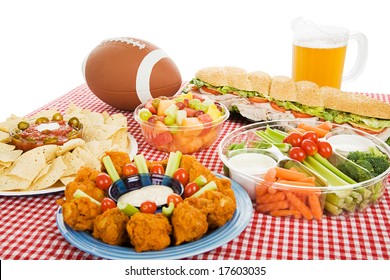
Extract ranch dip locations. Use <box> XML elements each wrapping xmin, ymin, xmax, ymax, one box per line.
<box><xmin>118</xmin><ymin>185</ymin><xmax>174</xmax><ymax>207</ymax></box>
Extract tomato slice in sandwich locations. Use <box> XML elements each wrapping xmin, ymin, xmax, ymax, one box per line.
<box><xmin>248</xmin><ymin>97</ymin><xmax>269</xmax><ymax>103</ymax></box>
<box><xmin>291</xmin><ymin>111</ymin><xmax>313</xmax><ymax>118</ymax></box>
<box><xmin>201</xmin><ymin>86</ymin><xmax>220</xmax><ymax>95</ymax></box>
<box><xmin>348</xmin><ymin>122</ymin><xmax>385</xmax><ymax>135</ymax></box>
<box><xmin>270</xmin><ymin>102</ymin><xmax>287</xmax><ymax>113</ymax></box>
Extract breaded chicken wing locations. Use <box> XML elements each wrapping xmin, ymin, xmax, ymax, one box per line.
<box><xmin>180</xmin><ymin>155</ymin><xmax>236</xmax><ymax>205</ymax></box>
<box><xmin>64</xmin><ymin>166</ymin><xmax>105</xmax><ymax>203</ymax></box>
<box><xmin>186</xmin><ymin>190</ymin><xmax>236</xmax><ymax>229</ymax></box>
<box><xmin>171</xmin><ymin>201</ymin><xmax>208</xmax><ymax>246</ymax></box>
<box><xmin>62</xmin><ymin>197</ymin><xmax>101</xmax><ymax>231</ymax></box>
<box><xmin>93</xmin><ymin>208</ymin><xmax>129</xmax><ymax>246</ymax></box>
<box><xmin>126</xmin><ymin>213</ymin><xmax>172</xmax><ymax>252</ymax></box>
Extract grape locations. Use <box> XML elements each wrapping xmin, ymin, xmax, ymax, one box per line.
<box><xmin>139</xmin><ymin>108</ymin><xmax>152</xmax><ymax>121</ymax></box>
<box><xmin>175</xmin><ymin>102</ymin><xmax>185</xmax><ymax>110</ymax></box>
<box><xmin>147</xmin><ymin>115</ymin><xmax>159</xmax><ymax>124</ymax></box>
<box><xmin>151</xmin><ymin>98</ymin><xmax>160</xmax><ymax>109</ymax></box>
<box><xmin>189</xmin><ymin>99</ymin><xmax>201</xmax><ymax>109</ymax></box>
<box><xmin>164</xmin><ymin>116</ymin><xmax>175</xmax><ymax>125</ymax></box>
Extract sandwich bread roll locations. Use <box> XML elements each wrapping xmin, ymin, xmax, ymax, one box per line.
<box><xmin>186</xmin><ymin>66</ymin><xmax>390</xmax><ymax>139</ymax></box>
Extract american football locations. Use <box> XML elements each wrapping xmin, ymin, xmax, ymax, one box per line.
<box><xmin>83</xmin><ymin>37</ymin><xmax>182</xmax><ymax>111</ymax></box>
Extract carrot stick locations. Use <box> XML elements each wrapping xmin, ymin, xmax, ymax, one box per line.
<box><xmin>263</xmin><ymin>167</ymin><xmax>277</xmax><ymax>182</ymax></box>
<box><xmin>316</xmin><ymin>121</ymin><xmax>333</xmax><ymax>131</ymax></box>
<box><xmin>255</xmin><ymin>184</ymin><xmax>268</xmax><ymax>197</ymax></box>
<box><xmin>256</xmin><ymin>168</ymin><xmax>277</xmax><ymax>198</ymax></box>
<box><xmin>308</xmin><ymin>194</ymin><xmax>323</xmax><ymax>220</ymax></box>
<box><xmin>269</xmin><ymin>209</ymin><xmax>301</xmax><ymax>217</ymax></box>
<box><xmin>255</xmin><ymin>200</ymin><xmax>289</xmax><ymax>213</ymax></box>
<box><xmin>256</xmin><ymin>191</ymin><xmax>286</xmax><ymax>204</ymax></box>
<box><xmin>289</xmin><ymin>204</ymin><xmax>303</xmax><ymax>219</ymax></box>
<box><xmin>290</xmin><ymin>188</ymin><xmax>321</xmax><ymax>196</ymax></box>
<box><xmin>277</xmin><ymin>180</ymin><xmax>315</xmax><ymax>187</ymax></box>
<box><xmin>285</xmin><ymin>192</ymin><xmax>313</xmax><ymax>220</ymax></box>
<box><xmin>297</xmin><ymin>123</ymin><xmax>330</xmax><ymax>138</ymax></box>
<box><xmin>267</xmin><ymin>187</ymin><xmax>277</xmax><ymax>194</ymax></box>
<box><xmin>297</xmin><ymin>177</ymin><xmax>316</xmax><ymax>184</ymax></box>
<box><xmin>274</xmin><ymin>167</ymin><xmax>307</xmax><ymax>181</ymax></box>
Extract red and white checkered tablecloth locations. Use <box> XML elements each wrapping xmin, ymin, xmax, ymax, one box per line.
<box><xmin>1</xmin><ymin>84</ymin><xmax>389</xmax><ymax>260</ymax></box>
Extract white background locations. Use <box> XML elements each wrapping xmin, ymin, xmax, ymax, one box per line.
<box><xmin>1</xmin><ymin>0</ymin><xmax>389</xmax><ymax>121</ymax></box>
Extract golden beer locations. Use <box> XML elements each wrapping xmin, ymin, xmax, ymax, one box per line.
<box><xmin>292</xmin><ymin>44</ymin><xmax>347</xmax><ymax>89</ymax></box>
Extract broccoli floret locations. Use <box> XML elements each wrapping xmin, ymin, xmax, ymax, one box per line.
<box><xmin>337</xmin><ymin>160</ymin><xmax>372</xmax><ymax>182</ymax></box>
<box><xmin>346</xmin><ymin>149</ymin><xmax>390</xmax><ymax>177</ymax></box>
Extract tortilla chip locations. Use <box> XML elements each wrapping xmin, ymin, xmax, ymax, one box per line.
<box><xmin>32</xmin><ymin>145</ymin><xmax>59</xmax><ymax>163</ymax></box>
<box><xmin>84</xmin><ymin>140</ymin><xmax>110</xmax><ymax>159</ymax></box>
<box><xmin>110</xmin><ymin>128</ymin><xmax>129</xmax><ymax>151</ymax></box>
<box><xmin>105</xmin><ymin>113</ymin><xmax>127</xmax><ymax>128</ymax></box>
<box><xmin>0</xmin><ymin>142</ymin><xmax>16</xmax><ymax>152</ymax></box>
<box><xmin>8</xmin><ymin>149</ymin><xmax>46</xmax><ymax>182</ymax></box>
<box><xmin>61</xmin><ymin>151</ymin><xmax>86</xmax><ymax>177</ymax></box>
<box><xmin>0</xmin><ymin>149</ymin><xmax>23</xmax><ymax>164</ymax></box>
<box><xmin>30</xmin><ymin>156</ymin><xmax>67</xmax><ymax>190</ymax></box>
<box><xmin>0</xmin><ymin>174</ymin><xmax>31</xmax><ymax>191</ymax></box>
<box><xmin>0</xmin><ymin>115</ymin><xmax>23</xmax><ymax>133</ymax></box>
<box><xmin>72</xmin><ymin>147</ymin><xmax>101</xmax><ymax>171</ymax></box>
<box><xmin>56</xmin><ymin>138</ymin><xmax>85</xmax><ymax>156</ymax></box>
<box><xmin>60</xmin><ymin>175</ymin><xmax>77</xmax><ymax>186</ymax></box>
<box><xmin>0</xmin><ymin>131</ymin><xmax>10</xmax><ymax>143</ymax></box>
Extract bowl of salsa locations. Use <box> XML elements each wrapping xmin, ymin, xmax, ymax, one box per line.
<box><xmin>9</xmin><ymin>113</ymin><xmax>83</xmax><ymax>152</ymax></box>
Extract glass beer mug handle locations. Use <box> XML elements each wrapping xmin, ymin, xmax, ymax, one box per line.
<box><xmin>343</xmin><ymin>32</ymin><xmax>368</xmax><ymax>82</ymax></box>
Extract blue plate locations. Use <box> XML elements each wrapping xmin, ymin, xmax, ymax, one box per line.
<box><xmin>56</xmin><ymin>173</ymin><xmax>253</xmax><ymax>260</ymax></box>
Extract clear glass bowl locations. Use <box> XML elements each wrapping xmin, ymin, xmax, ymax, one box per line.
<box><xmin>134</xmin><ymin>100</ymin><xmax>229</xmax><ymax>154</ymax></box>
<box><xmin>218</xmin><ymin>120</ymin><xmax>390</xmax><ymax>218</ymax></box>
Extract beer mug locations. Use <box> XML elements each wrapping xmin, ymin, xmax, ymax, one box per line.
<box><xmin>291</xmin><ymin>18</ymin><xmax>368</xmax><ymax>89</ymax></box>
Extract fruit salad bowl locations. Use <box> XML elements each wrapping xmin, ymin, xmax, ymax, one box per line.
<box><xmin>134</xmin><ymin>93</ymin><xmax>229</xmax><ymax>154</ymax></box>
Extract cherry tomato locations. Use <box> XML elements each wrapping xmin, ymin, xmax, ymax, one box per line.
<box><xmin>183</xmin><ymin>182</ymin><xmax>200</xmax><ymax>198</ymax></box>
<box><xmin>167</xmin><ymin>194</ymin><xmax>183</xmax><ymax>206</ymax></box>
<box><xmin>173</xmin><ymin>168</ymin><xmax>189</xmax><ymax>186</ymax></box>
<box><xmin>286</xmin><ymin>132</ymin><xmax>303</xmax><ymax>147</ymax></box>
<box><xmin>101</xmin><ymin>198</ymin><xmax>116</xmax><ymax>212</ymax></box>
<box><xmin>95</xmin><ymin>173</ymin><xmax>112</xmax><ymax>191</ymax></box>
<box><xmin>317</xmin><ymin>141</ymin><xmax>333</xmax><ymax>158</ymax></box>
<box><xmin>301</xmin><ymin>139</ymin><xmax>318</xmax><ymax>156</ymax></box>
<box><xmin>140</xmin><ymin>201</ymin><xmax>157</xmax><ymax>214</ymax></box>
<box><xmin>289</xmin><ymin>147</ymin><xmax>306</xmax><ymax>162</ymax></box>
<box><xmin>150</xmin><ymin>164</ymin><xmax>164</xmax><ymax>175</ymax></box>
<box><xmin>122</xmin><ymin>163</ymin><xmax>138</xmax><ymax>177</ymax></box>
<box><xmin>302</xmin><ymin>131</ymin><xmax>319</xmax><ymax>143</ymax></box>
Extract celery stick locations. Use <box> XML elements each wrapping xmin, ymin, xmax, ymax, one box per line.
<box><xmin>255</xmin><ymin>131</ymin><xmax>275</xmax><ymax>144</ymax></box>
<box><xmin>162</xmin><ymin>202</ymin><xmax>175</xmax><ymax>217</ymax></box>
<box><xmin>117</xmin><ymin>201</ymin><xmax>139</xmax><ymax>217</ymax></box>
<box><xmin>355</xmin><ymin>187</ymin><xmax>371</xmax><ymax>200</ymax></box>
<box><xmin>165</xmin><ymin>151</ymin><xmax>182</xmax><ymax>177</ymax></box>
<box><xmin>326</xmin><ymin>193</ymin><xmax>345</xmax><ymax>208</ymax></box>
<box><xmin>192</xmin><ymin>181</ymin><xmax>217</xmax><ymax>197</ymax></box>
<box><xmin>264</xmin><ymin>126</ymin><xmax>287</xmax><ymax>143</ymax></box>
<box><xmin>350</xmin><ymin>191</ymin><xmax>363</xmax><ymax>204</ymax></box>
<box><xmin>343</xmin><ymin>198</ymin><xmax>357</xmax><ymax>212</ymax></box>
<box><xmin>194</xmin><ymin>175</ymin><xmax>207</xmax><ymax>187</ymax></box>
<box><xmin>102</xmin><ymin>155</ymin><xmax>120</xmax><ymax>182</ymax></box>
<box><xmin>303</xmin><ymin>156</ymin><xmax>349</xmax><ymax>186</ymax></box>
<box><xmin>357</xmin><ymin>199</ymin><xmax>370</xmax><ymax>211</ymax></box>
<box><xmin>312</xmin><ymin>153</ymin><xmax>356</xmax><ymax>184</ymax></box>
<box><xmin>324</xmin><ymin>201</ymin><xmax>343</xmax><ymax>215</ymax></box>
<box><xmin>73</xmin><ymin>189</ymin><xmax>101</xmax><ymax>206</ymax></box>
<box><xmin>134</xmin><ymin>154</ymin><xmax>149</xmax><ymax>174</ymax></box>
